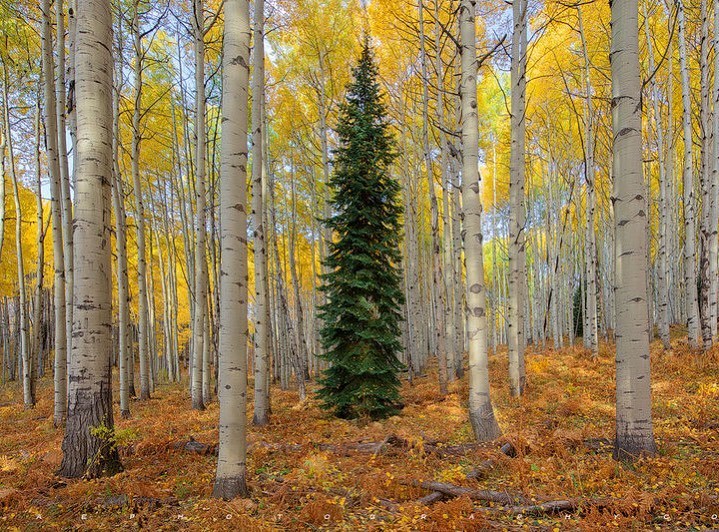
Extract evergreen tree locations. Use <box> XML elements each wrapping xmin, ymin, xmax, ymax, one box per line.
<box><xmin>317</xmin><ymin>40</ymin><xmax>405</xmax><ymax>420</ymax></box>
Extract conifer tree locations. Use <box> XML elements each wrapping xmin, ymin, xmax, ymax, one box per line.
<box><xmin>317</xmin><ymin>40</ymin><xmax>405</xmax><ymax>420</ymax></box>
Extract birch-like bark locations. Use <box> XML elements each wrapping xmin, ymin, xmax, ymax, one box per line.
<box><xmin>678</xmin><ymin>1</ymin><xmax>700</xmax><ymax>349</ymax></box>
<box><xmin>577</xmin><ymin>6</ymin><xmax>598</xmax><ymax>356</ymax></box>
<box><xmin>191</xmin><ymin>0</ymin><xmax>207</xmax><ymax>410</ymax></box>
<box><xmin>460</xmin><ymin>0</ymin><xmax>501</xmax><ymax>442</ymax></box>
<box><xmin>112</xmin><ymin>12</ymin><xmax>130</xmax><ymax>417</ymax></box>
<box><xmin>418</xmin><ymin>0</ymin><xmax>448</xmax><ymax>395</ymax></box>
<box><xmin>251</xmin><ymin>0</ymin><xmax>269</xmax><ymax>426</ymax></box>
<box><xmin>58</xmin><ymin>0</ymin><xmax>122</xmax><ymax>478</ymax></box>
<box><xmin>42</xmin><ymin>0</ymin><xmax>68</xmax><ymax>424</ymax></box>
<box><xmin>644</xmin><ymin>5</ymin><xmax>671</xmax><ymax>349</ymax></box>
<box><xmin>212</xmin><ymin>0</ymin><xmax>250</xmax><ymax>500</ymax></box>
<box><xmin>698</xmin><ymin>0</ymin><xmax>713</xmax><ymax>348</ymax></box>
<box><xmin>131</xmin><ymin>3</ymin><xmax>151</xmax><ymax>399</ymax></box>
<box><xmin>509</xmin><ymin>0</ymin><xmax>527</xmax><ymax>396</ymax></box>
<box><xmin>57</xmin><ymin>0</ymin><xmax>74</xmax><ymax>366</ymax></box>
<box><xmin>610</xmin><ymin>0</ymin><xmax>657</xmax><ymax>461</ymax></box>
<box><xmin>712</xmin><ymin>0</ymin><xmax>719</xmax><ymax>341</ymax></box>
<box><xmin>31</xmin><ymin>101</ymin><xmax>43</xmax><ymax>408</ymax></box>
<box><xmin>2</xmin><ymin>65</ymin><xmax>31</xmax><ymax>409</ymax></box>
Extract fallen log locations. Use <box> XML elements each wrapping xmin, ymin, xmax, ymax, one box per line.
<box><xmin>402</xmin><ymin>480</ymin><xmax>526</xmax><ymax>505</ymax></box>
<box><xmin>416</xmin><ymin>491</ymin><xmax>445</xmax><ymax>505</ymax></box>
<box><xmin>505</xmin><ymin>499</ymin><xmax>577</xmax><ymax>516</ymax></box>
<box><xmin>466</xmin><ymin>459</ymin><xmax>497</xmax><ymax>480</ymax></box>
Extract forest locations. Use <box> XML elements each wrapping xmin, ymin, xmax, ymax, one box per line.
<box><xmin>0</xmin><ymin>0</ymin><xmax>718</xmax><ymax>529</ymax></box>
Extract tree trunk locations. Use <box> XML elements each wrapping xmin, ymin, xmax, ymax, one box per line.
<box><xmin>191</xmin><ymin>0</ymin><xmax>207</xmax><ymax>411</ymax></box>
<box><xmin>131</xmin><ymin>3</ymin><xmax>151</xmax><ymax>399</ymax></box>
<box><xmin>508</xmin><ymin>0</ymin><xmax>527</xmax><ymax>396</ymax></box>
<box><xmin>610</xmin><ymin>0</ymin><xmax>657</xmax><ymax>461</ymax></box>
<box><xmin>460</xmin><ymin>0</ymin><xmax>501</xmax><ymax>442</ymax></box>
<box><xmin>58</xmin><ymin>0</ymin><xmax>122</xmax><ymax>479</ymax></box>
<box><xmin>251</xmin><ymin>0</ymin><xmax>269</xmax><ymax>426</ymax></box>
<box><xmin>42</xmin><ymin>0</ymin><xmax>69</xmax><ymax>425</ymax></box>
<box><xmin>678</xmin><ymin>1</ymin><xmax>700</xmax><ymax>349</ymax></box>
<box><xmin>212</xmin><ymin>0</ymin><xmax>250</xmax><ymax>500</ymax></box>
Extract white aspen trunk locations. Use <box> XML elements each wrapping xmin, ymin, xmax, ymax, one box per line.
<box><xmin>508</xmin><ymin>0</ymin><xmax>527</xmax><ymax>396</ymax></box>
<box><xmin>678</xmin><ymin>1</ymin><xmax>700</xmax><ymax>349</ymax></box>
<box><xmin>289</xmin><ymin>163</ymin><xmax>309</xmax><ymax>392</ymax></box>
<box><xmin>435</xmin><ymin>0</ymin><xmax>456</xmax><ymax>382</ymax></box>
<box><xmin>577</xmin><ymin>6</ymin><xmax>598</xmax><ymax>356</ymax></box>
<box><xmin>251</xmin><ymin>0</ymin><xmax>270</xmax><ymax>426</ymax></box>
<box><xmin>42</xmin><ymin>0</ymin><xmax>69</xmax><ymax>424</ymax></box>
<box><xmin>418</xmin><ymin>0</ymin><xmax>448</xmax><ymax>396</ymax></box>
<box><xmin>2</xmin><ymin>66</ymin><xmax>31</xmax><ymax>409</ymax></box>
<box><xmin>131</xmin><ymin>4</ymin><xmax>151</xmax><ymax>400</ymax></box>
<box><xmin>460</xmin><ymin>0</ymin><xmax>501</xmax><ymax>442</ymax></box>
<box><xmin>32</xmin><ymin>101</ymin><xmax>43</xmax><ymax>407</ymax></box>
<box><xmin>610</xmin><ymin>0</ymin><xmax>657</xmax><ymax>461</ymax></box>
<box><xmin>58</xmin><ymin>0</ymin><xmax>122</xmax><ymax>478</ymax></box>
<box><xmin>711</xmin><ymin>0</ymin><xmax>719</xmax><ymax>340</ymax></box>
<box><xmin>698</xmin><ymin>0</ymin><xmax>713</xmax><ymax>348</ymax></box>
<box><xmin>191</xmin><ymin>0</ymin><xmax>207</xmax><ymax>410</ymax></box>
<box><xmin>644</xmin><ymin>5</ymin><xmax>671</xmax><ymax>349</ymax></box>
<box><xmin>57</xmin><ymin>0</ymin><xmax>74</xmax><ymax>368</ymax></box>
<box><xmin>212</xmin><ymin>0</ymin><xmax>250</xmax><ymax>500</ymax></box>
<box><xmin>112</xmin><ymin>15</ymin><xmax>130</xmax><ymax>416</ymax></box>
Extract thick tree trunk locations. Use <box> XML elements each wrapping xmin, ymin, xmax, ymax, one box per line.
<box><xmin>610</xmin><ymin>0</ymin><xmax>657</xmax><ymax>461</ymax></box>
<box><xmin>460</xmin><ymin>0</ymin><xmax>501</xmax><ymax>442</ymax></box>
<box><xmin>212</xmin><ymin>0</ymin><xmax>250</xmax><ymax>500</ymax></box>
<box><xmin>58</xmin><ymin>0</ymin><xmax>122</xmax><ymax>479</ymax></box>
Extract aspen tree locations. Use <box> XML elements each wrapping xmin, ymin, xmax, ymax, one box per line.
<box><xmin>509</xmin><ymin>0</ymin><xmax>527</xmax><ymax>396</ymax></box>
<box><xmin>251</xmin><ymin>0</ymin><xmax>270</xmax><ymax>426</ymax></box>
<box><xmin>678</xmin><ymin>0</ymin><xmax>700</xmax><ymax>349</ymax></box>
<box><xmin>41</xmin><ymin>0</ymin><xmax>68</xmax><ymax>424</ymax></box>
<box><xmin>131</xmin><ymin>0</ymin><xmax>151</xmax><ymax>400</ymax></box>
<box><xmin>192</xmin><ymin>0</ymin><xmax>208</xmax><ymax>410</ymax></box>
<box><xmin>460</xmin><ymin>0</ymin><xmax>501</xmax><ymax>441</ymax></box>
<box><xmin>58</xmin><ymin>0</ymin><xmax>122</xmax><ymax>478</ymax></box>
<box><xmin>610</xmin><ymin>0</ymin><xmax>657</xmax><ymax>461</ymax></box>
<box><xmin>644</xmin><ymin>4</ymin><xmax>671</xmax><ymax>349</ymax></box>
<box><xmin>212</xmin><ymin>0</ymin><xmax>251</xmax><ymax>500</ymax></box>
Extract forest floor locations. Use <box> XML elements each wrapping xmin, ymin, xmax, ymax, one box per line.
<box><xmin>1</xmin><ymin>333</ymin><xmax>718</xmax><ymax>530</ymax></box>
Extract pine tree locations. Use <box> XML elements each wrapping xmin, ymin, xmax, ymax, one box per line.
<box><xmin>317</xmin><ymin>40</ymin><xmax>405</xmax><ymax>421</ymax></box>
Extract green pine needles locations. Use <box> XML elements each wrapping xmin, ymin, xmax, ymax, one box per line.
<box><xmin>316</xmin><ymin>40</ymin><xmax>405</xmax><ymax>421</ymax></box>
